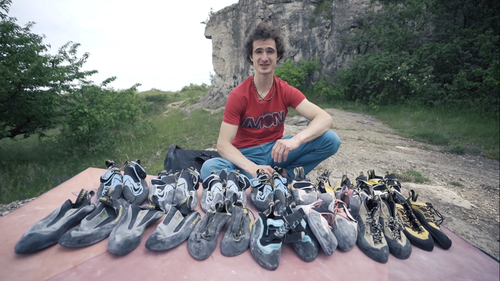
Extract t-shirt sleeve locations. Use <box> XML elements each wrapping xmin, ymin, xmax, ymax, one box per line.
<box><xmin>222</xmin><ymin>91</ymin><xmax>244</xmax><ymax>126</ymax></box>
<box><xmin>284</xmin><ymin>83</ymin><xmax>306</xmax><ymax>108</ymax></box>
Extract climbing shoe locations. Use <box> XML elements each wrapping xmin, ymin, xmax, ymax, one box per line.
<box><xmin>96</xmin><ymin>160</ymin><xmax>123</xmax><ymax>201</ymax></box>
<box><xmin>249</xmin><ymin>169</ymin><xmax>274</xmax><ymax>212</ymax></box>
<box><xmin>250</xmin><ymin>204</ymin><xmax>306</xmax><ymax>270</ymax></box>
<box><xmin>334</xmin><ymin>173</ymin><xmax>361</xmax><ymax>218</ymax></box>
<box><xmin>220</xmin><ymin>194</ymin><xmax>253</xmax><ymax>257</ymax></box>
<box><xmin>287</xmin><ymin>206</ymin><xmax>319</xmax><ymax>262</ymax></box>
<box><xmin>298</xmin><ymin>199</ymin><xmax>338</xmax><ymax>255</ymax></box>
<box><xmin>174</xmin><ymin>167</ymin><xmax>201</xmax><ymax>212</ymax></box>
<box><xmin>272</xmin><ymin>168</ymin><xmax>292</xmax><ymax>216</ymax></box>
<box><xmin>59</xmin><ymin>196</ymin><xmax>127</xmax><ymax>248</ymax></box>
<box><xmin>145</xmin><ymin>205</ymin><xmax>201</xmax><ymax>252</ymax></box>
<box><xmin>290</xmin><ymin>167</ymin><xmax>317</xmax><ymax>205</ymax></box>
<box><xmin>201</xmin><ymin>171</ymin><xmax>225</xmax><ymax>213</ymax></box>
<box><xmin>315</xmin><ymin>170</ymin><xmax>335</xmax><ymax>207</ymax></box>
<box><xmin>384</xmin><ymin>172</ymin><xmax>402</xmax><ymax>192</ymax></box>
<box><xmin>122</xmin><ymin>160</ymin><xmax>148</xmax><ymax>205</ymax></box>
<box><xmin>330</xmin><ymin>199</ymin><xmax>358</xmax><ymax>252</ymax></box>
<box><xmin>379</xmin><ymin>193</ymin><xmax>412</xmax><ymax>259</ymax></box>
<box><xmin>409</xmin><ymin>190</ymin><xmax>452</xmax><ymax>249</ymax></box>
<box><xmin>150</xmin><ymin>170</ymin><xmax>177</xmax><ymax>213</ymax></box>
<box><xmin>16</xmin><ymin>189</ymin><xmax>95</xmax><ymax>253</ymax></box>
<box><xmin>223</xmin><ymin>170</ymin><xmax>251</xmax><ymax>209</ymax></box>
<box><xmin>392</xmin><ymin>190</ymin><xmax>434</xmax><ymax>251</ymax></box>
<box><xmin>188</xmin><ymin>203</ymin><xmax>230</xmax><ymax>260</ymax></box>
<box><xmin>107</xmin><ymin>198</ymin><xmax>164</xmax><ymax>256</ymax></box>
<box><xmin>356</xmin><ymin>195</ymin><xmax>389</xmax><ymax>263</ymax></box>
<box><xmin>317</xmin><ymin>170</ymin><xmax>335</xmax><ymax>194</ymax></box>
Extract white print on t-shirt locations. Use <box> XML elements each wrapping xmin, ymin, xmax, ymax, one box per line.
<box><xmin>241</xmin><ymin>110</ymin><xmax>285</xmax><ymax>129</ymax></box>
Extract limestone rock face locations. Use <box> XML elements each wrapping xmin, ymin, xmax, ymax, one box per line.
<box><xmin>188</xmin><ymin>0</ymin><xmax>369</xmax><ymax>111</ymax></box>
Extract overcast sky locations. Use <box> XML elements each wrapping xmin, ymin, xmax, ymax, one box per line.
<box><xmin>8</xmin><ymin>0</ymin><xmax>239</xmax><ymax>92</ymax></box>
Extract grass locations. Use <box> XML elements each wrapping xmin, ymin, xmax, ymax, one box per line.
<box><xmin>449</xmin><ymin>181</ymin><xmax>464</xmax><ymax>187</ymax></box>
<box><xmin>396</xmin><ymin>170</ymin><xmax>430</xmax><ymax>184</ymax></box>
<box><xmin>0</xmin><ymin>87</ymin><xmax>218</xmax><ymax>204</ymax></box>
<box><xmin>1</xmin><ymin>88</ymin><xmax>499</xmax><ymax>204</ymax></box>
<box><xmin>318</xmin><ymin>99</ymin><xmax>499</xmax><ymax>159</ymax></box>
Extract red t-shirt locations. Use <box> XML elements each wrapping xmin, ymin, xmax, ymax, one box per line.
<box><xmin>223</xmin><ymin>76</ymin><xmax>306</xmax><ymax>149</ymax></box>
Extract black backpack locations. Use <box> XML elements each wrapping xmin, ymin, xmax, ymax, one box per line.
<box><xmin>163</xmin><ymin>144</ymin><xmax>220</xmax><ymax>173</ymax></box>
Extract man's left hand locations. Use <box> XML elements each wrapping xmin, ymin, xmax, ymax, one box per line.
<box><xmin>272</xmin><ymin>138</ymin><xmax>300</xmax><ymax>163</ymax></box>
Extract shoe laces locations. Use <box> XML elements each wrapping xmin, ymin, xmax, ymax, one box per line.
<box><xmin>387</xmin><ymin>216</ymin><xmax>403</xmax><ymax>240</ymax></box>
<box><xmin>332</xmin><ymin>199</ymin><xmax>357</xmax><ymax>222</ymax></box>
<box><xmin>420</xmin><ymin>202</ymin><xmax>444</xmax><ymax>226</ymax></box>
<box><xmin>401</xmin><ymin>203</ymin><xmax>425</xmax><ymax>233</ymax></box>
<box><xmin>367</xmin><ymin>208</ymin><xmax>384</xmax><ymax>244</ymax></box>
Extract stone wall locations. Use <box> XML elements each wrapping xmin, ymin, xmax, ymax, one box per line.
<box><xmin>187</xmin><ymin>0</ymin><xmax>369</xmax><ymax>111</ymax></box>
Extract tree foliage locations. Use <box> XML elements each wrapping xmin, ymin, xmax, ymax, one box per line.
<box><xmin>58</xmin><ymin>80</ymin><xmax>144</xmax><ymax>152</ymax></box>
<box><xmin>1</xmin><ymin>0</ymin><xmax>144</xmax><ymax>151</ymax></box>
<box><xmin>332</xmin><ymin>0</ymin><xmax>499</xmax><ymax>115</ymax></box>
<box><xmin>0</xmin><ymin>0</ymin><xmax>97</xmax><ymax>139</ymax></box>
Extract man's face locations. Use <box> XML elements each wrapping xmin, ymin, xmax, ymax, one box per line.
<box><xmin>250</xmin><ymin>39</ymin><xmax>278</xmax><ymax>76</ymax></box>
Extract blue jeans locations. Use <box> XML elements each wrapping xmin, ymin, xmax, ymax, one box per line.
<box><xmin>200</xmin><ymin>130</ymin><xmax>341</xmax><ymax>180</ymax></box>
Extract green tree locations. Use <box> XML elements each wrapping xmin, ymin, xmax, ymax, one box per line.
<box><xmin>0</xmin><ymin>0</ymin><xmax>96</xmax><ymax>139</ymax></box>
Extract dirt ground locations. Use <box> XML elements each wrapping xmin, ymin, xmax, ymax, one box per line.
<box><xmin>285</xmin><ymin>108</ymin><xmax>500</xmax><ymax>260</ymax></box>
<box><xmin>1</xmin><ymin>108</ymin><xmax>498</xmax><ymax>260</ymax></box>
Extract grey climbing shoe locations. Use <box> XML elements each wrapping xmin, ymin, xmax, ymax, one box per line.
<box><xmin>16</xmin><ymin>189</ymin><xmax>95</xmax><ymax>254</ymax></box>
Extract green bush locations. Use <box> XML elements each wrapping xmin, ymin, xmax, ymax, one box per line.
<box><xmin>332</xmin><ymin>0</ymin><xmax>499</xmax><ymax>115</ymax></box>
<box><xmin>58</xmin><ymin>83</ymin><xmax>147</xmax><ymax>153</ymax></box>
<box><xmin>275</xmin><ymin>58</ymin><xmax>320</xmax><ymax>90</ymax></box>
<box><xmin>180</xmin><ymin>83</ymin><xmax>210</xmax><ymax>92</ymax></box>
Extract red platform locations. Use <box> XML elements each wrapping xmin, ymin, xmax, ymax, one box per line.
<box><xmin>0</xmin><ymin>168</ymin><xmax>498</xmax><ymax>281</ymax></box>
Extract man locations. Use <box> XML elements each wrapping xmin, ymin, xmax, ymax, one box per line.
<box><xmin>201</xmin><ymin>22</ymin><xmax>341</xmax><ymax>180</ymax></box>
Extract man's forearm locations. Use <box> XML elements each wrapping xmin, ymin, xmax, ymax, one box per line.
<box><xmin>293</xmin><ymin>112</ymin><xmax>333</xmax><ymax>145</ymax></box>
<box><xmin>217</xmin><ymin>141</ymin><xmax>256</xmax><ymax>175</ymax></box>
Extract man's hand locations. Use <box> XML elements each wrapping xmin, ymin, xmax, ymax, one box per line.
<box><xmin>271</xmin><ymin>138</ymin><xmax>300</xmax><ymax>163</ymax></box>
<box><xmin>246</xmin><ymin>165</ymin><xmax>274</xmax><ymax>179</ymax></box>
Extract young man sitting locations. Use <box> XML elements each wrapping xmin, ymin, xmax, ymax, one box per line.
<box><xmin>201</xmin><ymin>22</ymin><xmax>341</xmax><ymax>180</ymax></box>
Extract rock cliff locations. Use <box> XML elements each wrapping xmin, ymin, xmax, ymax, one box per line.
<box><xmin>187</xmin><ymin>0</ymin><xmax>369</xmax><ymax>111</ymax></box>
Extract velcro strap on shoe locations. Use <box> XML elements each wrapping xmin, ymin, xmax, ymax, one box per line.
<box><xmin>283</xmin><ymin>232</ymin><xmax>304</xmax><ymax>243</ymax></box>
<box><xmin>177</xmin><ymin>199</ymin><xmax>193</xmax><ymax>216</ymax></box>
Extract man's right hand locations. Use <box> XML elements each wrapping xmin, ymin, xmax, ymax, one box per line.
<box><xmin>247</xmin><ymin>165</ymin><xmax>274</xmax><ymax>179</ymax></box>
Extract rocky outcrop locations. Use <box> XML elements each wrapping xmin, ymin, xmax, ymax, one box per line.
<box><xmin>186</xmin><ymin>0</ymin><xmax>369</xmax><ymax>112</ymax></box>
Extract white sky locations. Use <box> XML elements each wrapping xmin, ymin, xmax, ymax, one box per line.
<box><xmin>8</xmin><ymin>0</ymin><xmax>238</xmax><ymax>92</ymax></box>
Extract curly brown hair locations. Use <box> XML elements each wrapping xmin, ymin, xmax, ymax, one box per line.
<box><xmin>244</xmin><ymin>22</ymin><xmax>285</xmax><ymax>63</ymax></box>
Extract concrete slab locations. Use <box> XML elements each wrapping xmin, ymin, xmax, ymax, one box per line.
<box><xmin>0</xmin><ymin>168</ymin><xmax>498</xmax><ymax>281</ymax></box>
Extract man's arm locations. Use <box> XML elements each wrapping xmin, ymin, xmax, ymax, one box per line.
<box><xmin>271</xmin><ymin>99</ymin><xmax>333</xmax><ymax>163</ymax></box>
<box><xmin>217</xmin><ymin>121</ymin><xmax>275</xmax><ymax>178</ymax></box>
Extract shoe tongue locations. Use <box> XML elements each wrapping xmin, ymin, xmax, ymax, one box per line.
<box><xmin>230</xmin><ymin>205</ymin><xmax>244</xmax><ymax>233</ymax></box>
